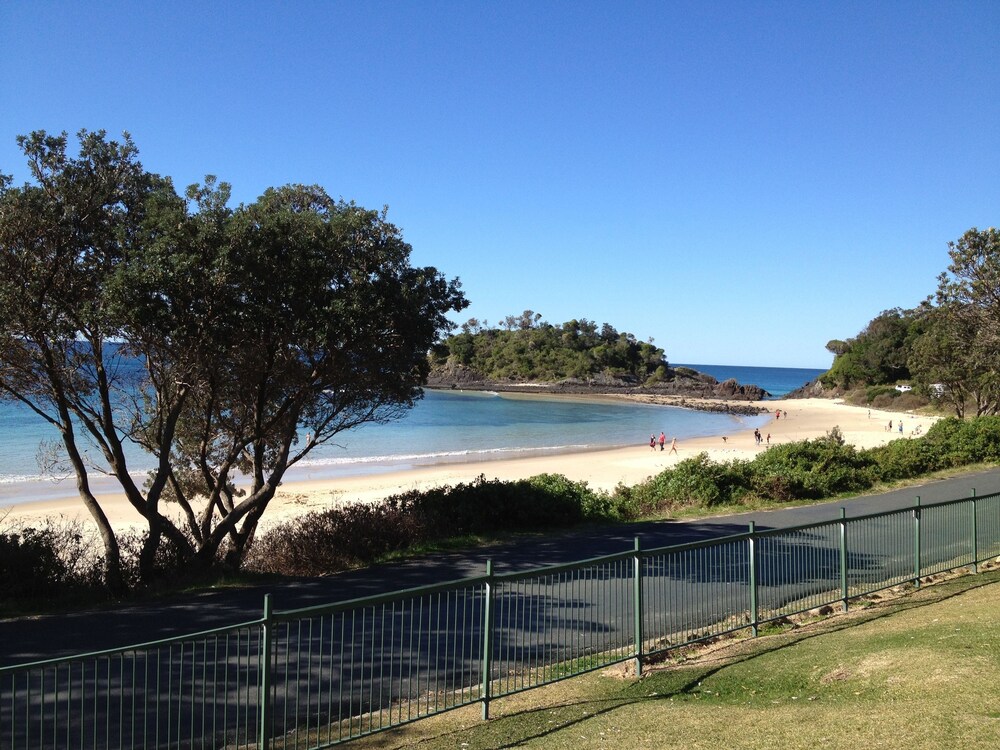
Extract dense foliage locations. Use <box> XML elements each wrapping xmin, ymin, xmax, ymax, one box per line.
<box><xmin>0</xmin><ymin>130</ymin><xmax>467</xmax><ymax>590</ymax></box>
<box><xmin>821</xmin><ymin>226</ymin><xmax>1000</xmax><ymax>418</ymax></box>
<box><xmin>431</xmin><ymin>312</ymin><xmax>669</xmax><ymax>383</ymax></box>
<box><xmin>821</xmin><ymin>307</ymin><xmax>925</xmax><ymax>389</ymax></box>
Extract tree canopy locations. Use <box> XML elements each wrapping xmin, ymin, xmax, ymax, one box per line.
<box><xmin>431</xmin><ymin>312</ymin><xmax>669</xmax><ymax>383</ymax></box>
<box><xmin>911</xmin><ymin>227</ymin><xmax>1000</xmax><ymax>416</ymax></box>
<box><xmin>820</xmin><ymin>307</ymin><xmax>924</xmax><ymax>390</ymax></box>
<box><xmin>821</xmin><ymin>226</ymin><xmax>1000</xmax><ymax>418</ymax></box>
<box><xmin>0</xmin><ymin>130</ymin><xmax>467</xmax><ymax>588</ymax></box>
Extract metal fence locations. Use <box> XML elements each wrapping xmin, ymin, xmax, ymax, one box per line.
<box><xmin>4</xmin><ymin>490</ymin><xmax>999</xmax><ymax>749</ymax></box>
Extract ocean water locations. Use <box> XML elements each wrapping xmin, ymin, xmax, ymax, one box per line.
<box><xmin>0</xmin><ymin>364</ymin><xmax>823</xmax><ymax>504</ymax></box>
<box><xmin>676</xmin><ymin>364</ymin><xmax>825</xmax><ymax>398</ymax></box>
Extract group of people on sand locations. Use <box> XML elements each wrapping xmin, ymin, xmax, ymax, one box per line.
<box><xmin>886</xmin><ymin>419</ymin><xmax>904</xmax><ymax>434</ymax></box>
<box><xmin>650</xmin><ymin>431</ymin><xmax>678</xmax><ymax>454</ymax></box>
<box><xmin>650</xmin><ymin>408</ymin><xmax>789</xmax><ymax>453</ymax></box>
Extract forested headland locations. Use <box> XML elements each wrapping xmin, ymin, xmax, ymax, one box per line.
<box><xmin>426</xmin><ymin>312</ymin><xmax>769</xmax><ymax>402</ymax></box>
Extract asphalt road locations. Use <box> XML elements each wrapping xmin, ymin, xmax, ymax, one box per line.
<box><xmin>3</xmin><ymin>466</ymin><xmax>998</xmax><ymax>667</ymax></box>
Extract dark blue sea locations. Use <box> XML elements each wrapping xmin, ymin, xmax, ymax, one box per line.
<box><xmin>0</xmin><ymin>364</ymin><xmax>824</xmax><ymax>503</ymax></box>
<box><xmin>675</xmin><ymin>364</ymin><xmax>824</xmax><ymax>398</ymax></box>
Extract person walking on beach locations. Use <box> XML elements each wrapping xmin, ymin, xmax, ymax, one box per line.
<box><xmin>650</xmin><ymin>435</ymin><xmax>656</xmax><ymax>450</ymax></box>
<box><xmin>659</xmin><ymin>432</ymin><xmax>666</xmax><ymax>451</ymax></box>
<box><xmin>669</xmin><ymin>437</ymin><xmax>678</xmax><ymax>454</ymax></box>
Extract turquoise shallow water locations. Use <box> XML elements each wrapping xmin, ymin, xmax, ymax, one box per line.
<box><xmin>0</xmin><ymin>364</ymin><xmax>823</xmax><ymax>503</ymax></box>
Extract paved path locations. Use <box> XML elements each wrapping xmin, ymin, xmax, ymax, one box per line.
<box><xmin>2</xmin><ymin>467</ymin><xmax>998</xmax><ymax>667</ymax></box>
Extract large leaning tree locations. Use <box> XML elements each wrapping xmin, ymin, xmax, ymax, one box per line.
<box><xmin>0</xmin><ymin>130</ymin><xmax>468</xmax><ymax>591</ymax></box>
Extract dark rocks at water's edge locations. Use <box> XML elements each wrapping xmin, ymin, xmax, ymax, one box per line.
<box><xmin>784</xmin><ymin>379</ymin><xmax>829</xmax><ymax>399</ymax></box>
<box><xmin>426</xmin><ymin>365</ymin><xmax>771</xmax><ymax>416</ymax></box>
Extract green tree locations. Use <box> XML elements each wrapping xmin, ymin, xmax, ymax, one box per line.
<box><xmin>821</xmin><ymin>308</ymin><xmax>919</xmax><ymax>389</ymax></box>
<box><xmin>914</xmin><ymin>226</ymin><xmax>1000</xmax><ymax>416</ymax></box>
<box><xmin>441</xmin><ymin>315</ymin><xmax>668</xmax><ymax>383</ymax></box>
<box><xmin>0</xmin><ymin>130</ymin><xmax>467</xmax><ymax>588</ymax></box>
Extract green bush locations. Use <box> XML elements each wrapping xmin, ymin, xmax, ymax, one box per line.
<box><xmin>610</xmin><ymin>455</ymin><xmax>752</xmax><ymax>514</ymax></box>
<box><xmin>868</xmin><ymin>438</ymin><xmax>941</xmax><ymax>481</ymax></box>
<box><xmin>865</xmin><ymin>385</ymin><xmax>898</xmax><ymax>403</ymax></box>
<box><xmin>747</xmin><ymin>432</ymin><xmax>878</xmax><ymax>500</ymax></box>
<box><xmin>922</xmin><ymin>415</ymin><xmax>1000</xmax><ymax>467</ymax></box>
<box><xmin>610</xmin><ymin>471</ymin><xmax>677</xmax><ymax>516</ymax></box>
<box><xmin>400</xmin><ymin>474</ymin><xmax>589</xmax><ymax>534</ymax></box>
<box><xmin>663</xmin><ymin>454</ymin><xmax>752</xmax><ymax>508</ymax></box>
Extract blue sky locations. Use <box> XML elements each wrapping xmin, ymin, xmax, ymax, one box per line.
<box><xmin>2</xmin><ymin>1</ymin><xmax>997</xmax><ymax>368</ymax></box>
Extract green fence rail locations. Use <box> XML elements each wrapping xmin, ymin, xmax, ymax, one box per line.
<box><xmin>3</xmin><ymin>491</ymin><xmax>999</xmax><ymax>748</ymax></box>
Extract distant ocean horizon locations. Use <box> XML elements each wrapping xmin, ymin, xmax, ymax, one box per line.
<box><xmin>674</xmin><ymin>363</ymin><xmax>825</xmax><ymax>399</ymax></box>
<box><xmin>0</xmin><ymin>363</ymin><xmax>825</xmax><ymax>506</ymax></box>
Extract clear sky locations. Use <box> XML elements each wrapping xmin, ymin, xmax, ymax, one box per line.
<box><xmin>2</xmin><ymin>2</ymin><xmax>997</xmax><ymax>368</ymax></box>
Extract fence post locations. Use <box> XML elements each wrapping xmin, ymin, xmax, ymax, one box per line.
<box><xmin>913</xmin><ymin>496</ymin><xmax>922</xmax><ymax>589</ymax></box>
<box><xmin>258</xmin><ymin>594</ymin><xmax>273</xmax><ymax>750</ymax></box>
<box><xmin>748</xmin><ymin>522</ymin><xmax>759</xmax><ymax>637</ymax></box>
<box><xmin>839</xmin><ymin>508</ymin><xmax>849</xmax><ymax>612</ymax></box>
<box><xmin>633</xmin><ymin>536</ymin><xmax>644</xmax><ymax>677</ymax></box>
<box><xmin>481</xmin><ymin>559</ymin><xmax>494</xmax><ymax>721</ymax></box>
<box><xmin>971</xmin><ymin>489</ymin><xmax>979</xmax><ymax>574</ymax></box>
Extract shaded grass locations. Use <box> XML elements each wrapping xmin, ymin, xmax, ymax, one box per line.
<box><xmin>344</xmin><ymin>569</ymin><xmax>1000</xmax><ymax>749</ymax></box>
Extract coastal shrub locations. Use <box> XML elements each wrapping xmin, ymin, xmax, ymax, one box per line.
<box><xmin>524</xmin><ymin>473</ymin><xmax>618</xmax><ymax>522</ymax></box>
<box><xmin>748</xmin><ymin>434</ymin><xmax>878</xmax><ymax>500</ymax></box>
<box><xmin>894</xmin><ymin>392</ymin><xmax>930</xmax><ymax>411</ymax></box>
<box><xmin>922</xmin><ymin>415</ymin><xmax>1000</xmax><ymax>467</ymax></box>
<box><xmin>0</xmin><ymin>528</ymin><xmax>67</xmax><ymax>600</ymax></box>
<box><xmin>663</xmin><ymin>454</ymin><xmax>752</xmax><ymax>508</ymax></box>
<box><xmin>865</xmin><ymin>385</ymin><xmax>898</xmax><ymax>404</ymax></box>
<box><xmin>612</xmin><ymin>455</ymin><xmax>752</xmax><ymax>514</ymax></box>
<box><xmin>0</xmin><ymin>519</ymin><xmax>107</xmax><ymax>606</ymax></box>
<box><xmin>401</xmin><ymin>474</ymin><xmax>595</xmax><ymax>533</ymax></box>
<box><xmin>868</xmin><ymin>438</ymin><xmax>941</xmax><ymax>482</ymax></box>
<box><xmin>611</xmin><ymin>471</ymin><xmax>678</xmax><ymax>516</ymax></box>
<box><xmin>243</xmin><ymin>473</ymin><xmax>611</xmax><ymax>577</ymax></box>
<box><xmin>245</xmin><ymin>500</ymin><xmax>421</xmax><ymax>576</ymax></box>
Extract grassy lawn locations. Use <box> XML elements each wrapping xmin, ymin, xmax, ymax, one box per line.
<box><xmin>346</xmin><ymin>569</ymin><xmax>1000</xmax><ymax>749</ymax></box>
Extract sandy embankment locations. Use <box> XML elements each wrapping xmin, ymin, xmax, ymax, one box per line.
<box><xmin>1</xmin><ymin>398</ymin><xmax>937</xmax><ymax>533</ymax></box>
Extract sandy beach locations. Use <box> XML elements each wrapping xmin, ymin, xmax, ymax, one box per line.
<box><xmin>1</xmin><ymin>398</ymin><xmax>938</xmax><ymax>533</ymax></box>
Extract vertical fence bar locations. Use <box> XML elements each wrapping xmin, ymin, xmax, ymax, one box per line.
<box><xmin>748</xmin><ymin>522</ymin><xmax>759</xmax><ymax>637</ymax></box>
<box><xmin>971</xmin><ymin>490</ymin><xmax>979</xmax><ymax>573</ymax></box>
<box><xmin>633</xmin><ymin>537</ymin><xmax>643</xmax><ymax>677</ymax></box>
<box><xmin>258</xmin><ymin>594</ymin><xmax>273</xmax><ymax>750</ymax></box>
<box><xmin>913</xmin><ymin>497</ymin><xmax>922</xmax><ymax>589</ymax></box>
<box><xmin>481</xmin><ymin>560</ymin><xmax>494</xmax><ymax>721</ymax></box>
<box><xmin>839</xmin><ymin>508</ymin><xmax>849</xmax><ymax>612</ymax></box>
